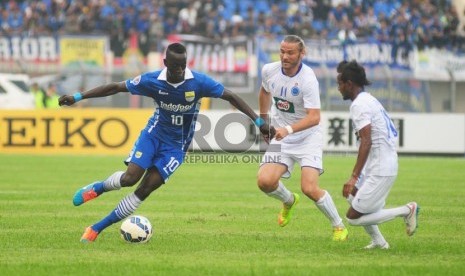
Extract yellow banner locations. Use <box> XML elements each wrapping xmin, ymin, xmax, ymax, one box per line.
<box><xmin>0</xmin><ymin>108</ymin><xmax>153</xmax><ymax>155</ymax></box>
<box><xmin>60</xmin><ymin>37</ymin><xmax>107</xmax><ymax>67</ymax></box>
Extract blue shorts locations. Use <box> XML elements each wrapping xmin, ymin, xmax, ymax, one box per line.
<box><xmin>125</xmin><ymin>130</ymin><xmax>185</xmax><ymax>181</ymax></box>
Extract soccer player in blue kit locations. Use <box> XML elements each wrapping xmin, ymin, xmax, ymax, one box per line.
<box><xmin>58</xmin><ymin>43</ymin><xmax>275</xmax><ymax>242</ymax></box>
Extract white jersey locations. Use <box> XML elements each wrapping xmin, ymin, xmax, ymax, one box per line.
<box><xmin>261</xmin><ymin>61</ymin><xmax>321</xmax><ymax>143</ymax></box>
<box><xmin>350</xmin><ymin>92</ymin><xmax>398</xmax><ymax>176</ymax></box>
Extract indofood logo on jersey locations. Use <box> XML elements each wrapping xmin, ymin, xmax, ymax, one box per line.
<box><xmin>160</xmin><ymin>101</ymin><xmax>195</xmax><ymax>112</ymax></box>
<box><xmin>273</xmin><ymin>97</ymin><xmax>295</xmax><ymax>113</ymax></box>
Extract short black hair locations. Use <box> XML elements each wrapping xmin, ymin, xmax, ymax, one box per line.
<box><xmin>337</xmin><ymin>60</ymin><xmax>371</xmax><ymax>87</ymax></box>
<box><xmin>167</xmin><ymin>43</ymin><xmax>186</xmax><ymax>55</ymax></box>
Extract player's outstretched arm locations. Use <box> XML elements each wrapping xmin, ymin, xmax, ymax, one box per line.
<box><xmin>258</xmin><ymin>86</ymin><xmax>271</xmax><ymax>122</ymax></box>
<box><xmin>58</xmin><ymin>81</ymin><xmax>128</xmax><ymax>106</ymax></box>
<box><xmin>220</xmin><ymin>88</ymin><xmax>275</xmax><ymax>140</ymax></box>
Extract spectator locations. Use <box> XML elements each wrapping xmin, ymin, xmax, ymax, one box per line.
<box><xmin>0</xmin><ymin>0</ymin><xmax>462</xmax><ymax>55</ymax></box>
<box><xmin>122</xmin><ymin>6</ymin><xmax>137</xmax><ymax>35</ymax></box>
<box><xmin>136</xmin><ymin>9</ymin><xmax>151</xmax><ymax>55</ymax></box>
<box><xmin>46</xmin><ymin>4</ymin><xmax>65</xmax><ymax>33</ymax></box>
<box><xmin>5</xmin><ymin>4</ymin><xmax>24</xmax><ymax>35</ymax></box>
<box><xmin>365</xmin><ymin>6</ymin><xmax>379</xmax><ymax>31</ymax></box>
<box><xmin>328</xmin><ymin>3</ymin><xmax>349</xmax><ymax>30</ymax></box>
<box><xmin>62</xmin><ymin>9</ymin><xmax>80</xmax><ymax>34</ymax></box>
<box><xmin>243</xmin><ymin>12</ymin><xmax>256</xmax><ymax>37</ymax></box>
<box><xmin>312</xmin><ymin>0</ymin><xmax>332</xmax><ymax>22</ymax></box>
<box><xmin>177</xmin><ymin>1</ymin><xmax>199</xmax><ymax>33</ymax></box>
<box><xmin>353</xmin><ymin>5</ymin><xmax>371</xmax><ymax>37</ymax></box>
<box><xmin>391</xmin><ymin>28</ymin><xmax>414</xmax><ymax>61</ymax></box>
<box><xmin>287</xmin><ymin>0</ymin><xmax>299</xmax><ymax>17</ymax></box>
<box><xmin>31</xmin><ymin>83</ymin><xmax>46</xmax><ymax>109</ymax></box>
<box><xmin>443</xmin><ymin>4</ymin><xmax>460</xmax><ymax>51</ymax></box>
<box><xmin>374</xmin><ymin>19</ymin><xmax>391</xmax><ymax>44</ymax></box>
<box><xmin>23</xmin><ymin>1</ymin><xmax>47</xmax><ymax>35</ymax></box>
<box><xmin>99</xmin><ymin>0</ymin><xmax>117</xmax><ymax>33</ymax></box>
<box><xmin>430</xmin><ymin>14</ymin><xmax>445</xmax><ymax>48</ymax></box>
<box><xmin>415</xmin><ymin>15</ymin><xmax>432</xmax><ymax>50</ymax></box>
<box><xmin>45</xmin><ymin>83</ymin><xmax>60</xmax><ymax>109</ymax></box>
<box><xmin>163</xmin><ymin>16</ymin><xmax>178</xmax><ymax>36</ymax></box>
<box><xmin>78</xmin><ymin>7</ymin><xmax>95</xmax><ymax>33</ymax></box>
<box><xmin>148</xmin><ymin>15</ymin><xmax>164</xmax><ymax>53</ymax></box>
<box><xmin>337</xmin><ymin>19</ymin><xmax>357</xmax><ymax>45</ymax></box>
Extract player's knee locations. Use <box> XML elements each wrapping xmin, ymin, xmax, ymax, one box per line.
<box><xmin>135</xmin><ymin>181</ymin><xmax>162</xmax><ymax>201</ymax></box>
<box><xmin>301</xmin><ymin>185</ymin><xmax>319</xmax><ymax>201</ymax></box>
<box><xmin>135</xmin><ymin>188</ymin><xmax>150</xmax><ymax>201</ymax></box>
<box><xmin>257</xmin><ymin>174</ymin><xmax>276</xmax><ymax>193</ymax></box>
<box><xmin>120</xmin><ymin>173</ymin><xmax>140</xmax><ymax>187</ymax></box>
<box><xmin>346</xmin><ymin>208</ymin><xmax>363</xmax><ymax>222</ymax></box>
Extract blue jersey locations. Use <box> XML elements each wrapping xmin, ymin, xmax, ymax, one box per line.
<box><xmin>125</xmin><ymin>68</ymin><xmax>224</xmax><ymax>151</ymax></box>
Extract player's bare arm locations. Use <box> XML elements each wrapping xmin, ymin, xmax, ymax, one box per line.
<box><xmin>221</xmin><ymin>88</ymin><xmax>275</xmax><ymax>139</ymax></box>
<box><xmin>58</xmin><ymin>81</ymin><xmax>129</xmax><ymax>106</ymax></box>
<box><xmin>274</xmin><ymin>108</ymin><xmax>320</xmax><ymax>141</ymax></box>
<box><xmin>258</xmin><ymin>86</ymin><xmax>271</xmax><ymax>121</ymax></box>
<box><xmin>343</xmin><ymin>124</ymin><xmax>372</xmax><ymax>198</ymax></box>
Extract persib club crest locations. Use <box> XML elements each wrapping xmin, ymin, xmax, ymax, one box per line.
<box><xmin>185</xmin><ymin>91</ymin><xmax>195</xmax><ymax>102</ymax></box>
<box><xmin>291</xmin><ymin>83</ymin><xmax>300</xmax><ymax>96</ymax></box>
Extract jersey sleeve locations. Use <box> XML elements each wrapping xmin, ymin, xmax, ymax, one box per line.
<box><xmin>200</xmin><ymin>74</ymin><xmax>224</xmax><ymax>98</ymax></box>
<box><xmin>125</xmin><ymin>72</ymin><xmax>152</xmax><ymax>96</ymax></box>
<box><xmin>350</xmin><ymin>102</ymin><xmax>371</xmax><ymax>131</ymax></box>
<box><xmin>303</xmin><ymin>76</ymin><xmax>321</xmax><ymax>109</ymax></box>
<box><xmin>261</xmin><ymin>64</ymin><xmax>271</xmax><ymax>92</ymax></box>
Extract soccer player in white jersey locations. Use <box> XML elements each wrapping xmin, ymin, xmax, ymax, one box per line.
<box><xmin>257</xmin><ymin>35</ymin><xmax>349</xmax><ymax>241</ymax></box>
<box><xmin>336</xmin><ymin>60</ymin><xmax>420</xmax><ymax>249</ymax></box>
<box><xmin>58</xmin><ymin>43</ymin><xmax>275</xmax><ymax>242</ymax></box>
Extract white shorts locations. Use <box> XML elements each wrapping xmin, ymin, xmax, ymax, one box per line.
<box><xmin>352</xmin><ymin>174</ymin><xmax>397</xmax><ymax>214</ymax></box>
<box><xmin>261</xmin><ymin>134</ymin><xmax>323</xmax><ymax>178</ymax></box>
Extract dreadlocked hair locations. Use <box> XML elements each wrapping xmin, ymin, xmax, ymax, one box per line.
<box><xmin>337</xmin><ymin>60</ymin><xmax>371</xmax><ymax>87</ymax></box>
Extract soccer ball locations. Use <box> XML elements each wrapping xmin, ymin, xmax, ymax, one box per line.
<box><xmin>120</xmin><ymin>215</ymin><xmax>153</xmax><ymax>243</ymax></box>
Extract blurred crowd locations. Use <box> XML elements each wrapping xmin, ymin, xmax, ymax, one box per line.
<box><xmin>1</xmin><ymin>0</ymin><xmax>464</xmax><ymax>56</ymax></box>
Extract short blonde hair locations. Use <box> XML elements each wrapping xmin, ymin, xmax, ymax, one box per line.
<box><xmin>282</xmin><ymin>35</ymin><xmax>306</xmax><ymax>54</ymax></box>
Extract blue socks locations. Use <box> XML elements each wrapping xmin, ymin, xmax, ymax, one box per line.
<box><xmin>92</xmin><ymin>210</ymin><xmax>120</xmax><ymax>233</ymax></box>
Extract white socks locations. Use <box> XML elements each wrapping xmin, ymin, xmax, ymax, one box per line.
<box><xmin>347</xmin><ymin>206</ymin><xmax>410</xmax><ymax>226</ymax></box>
<box><xmin>103</xmin><ymin>171</ymin><xmax>124</xmax><ymax>191</ymax></box>
<box><xmin>364</xmin><ymin>225</ymin><xmax>387</xmax><ymax>245</ymax></box>
<box><xmin>315</xmin><ymin>190</ymin><xmax>344</xmax><ymax>228</ymax></box>
<box><xmin>267</xmin><ymin>185</ymin><xmax>344</xmax><ymax>228</ymax></box>
<box><xmin>347</xmin><ymin>193</ymin><xmax>386</xmax><ymax>245</ymax></box>
<box><xmin>266</xmin><ymin>181</ymin><xmax>294</xmax><ymax>206</ymax></box>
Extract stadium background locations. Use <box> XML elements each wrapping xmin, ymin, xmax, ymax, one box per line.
<box><xmin>1</xmin><ymin>3</ymin><xmax>465</xmax><ymax>275</ymax></box>
<box><xmin>0</xmin><ymin>0</ymin><xmax>464</xmax><ymax>156</ymax></box>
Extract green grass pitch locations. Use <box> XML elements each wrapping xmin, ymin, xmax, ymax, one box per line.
<box><xmin>1</xmin><ymin>153</ymin><xmax>464</xmax><ymax>275</ymax></box>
